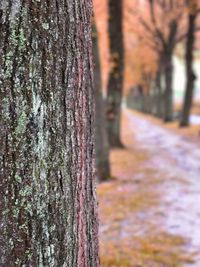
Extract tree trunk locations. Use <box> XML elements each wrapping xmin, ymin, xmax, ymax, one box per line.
<box><xmin>180</xmin><ymin>12</ymin><xmax>197</xmax><ymax>127</ymax></box>
<box><xmin>107</xmin><ymin>0</ymin><xmax>124</xmax><ymax>147</ymax></box>
<box><xmin>154</xmin><ymin>71</ymin><xmax>163</xmax><ymax>117</ymax></box>
<box><xmin>139</xmin><ymin>86</ymin><xmax>146</xmax><ymax>113</ymax></box>
<box><xmin>93</xmin><ymin>22</ymin><xmax>110</xmax><ymax>182</ymax></box>
<box><xmin>161</xmin><ymin>20</ymin><xmax>178</xmax><ymax>122</ymax></box>
<box><xmin>143</xmin><ymin>89</ymin><xmax>152</xmax><ymax>114</ymax></box>
<box><xmin>163</xmin><ymin>52</ymin><xmax>174</xmax><ymax>122</ymax></box>
<box><xmin>154</xmin><ymin>55</ymin><xmax>164</xmax><ymax>118</ymax></box>
<box><xmin>0</xmin><ymin>1</ymin><xmax>99</xmax><ymax>266</ymax></box>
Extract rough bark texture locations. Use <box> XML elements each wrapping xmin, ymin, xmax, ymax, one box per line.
<box><xmin>180</xmin><ymin>11</ymin><xmax>197</xmax><ymax>127</ymax></box>
<box><xmin>0</xmin><ymin>1</ymin><xmax>99</xmax><ymax>266</ymax></box>
<box><xmin>93</xmin><ymin>22</ymin><xmax>110</xmax><ymax>182</ymax></box>
<box><xmin>107</xmin><ymin>0</ymin><xmax>124</xmax><ymax>147</ymax></box>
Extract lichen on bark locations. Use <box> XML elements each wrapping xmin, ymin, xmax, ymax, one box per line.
<box><xmin>0</xmin><ymin>1</ymin><xmax>99</xmax><ymax>266</ymax></box>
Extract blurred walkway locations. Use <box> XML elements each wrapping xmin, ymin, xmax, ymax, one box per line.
<box><xmin>98</xmin><ymin>108</ymin><xmax>200</xmax><ymax>267</ymax></box>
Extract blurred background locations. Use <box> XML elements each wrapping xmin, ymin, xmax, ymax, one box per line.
<box><xmin>93</xmin><ymin>0</ymin><xmax>200</xmax><ymax>266</ymax></box>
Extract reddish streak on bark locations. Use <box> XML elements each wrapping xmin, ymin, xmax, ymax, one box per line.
<box><xmin>0</xmin><ymin>0</ymin><xmax>99</xmax><ymax>265</ymax></box>
<box><xmin>77</xmin><ymin>83</ymin><xmax>87</xmax><ymax>266</ymax></box>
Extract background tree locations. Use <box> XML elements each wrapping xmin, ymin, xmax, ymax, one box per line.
<box><xmin>180</xmin><ymin>0</ymin><xmax>199</xmax><ymax>126</ymax></box>
<box><xmin>133</xmin><ymin>0</ymin><xmax>186</xmax><ymax>121</ymax></box>
<box><xmin>107</xmin><ymin>0</ymin><xmax>124</xmax><ymax>147</ymax></box>
<box><xmin>126</xmin><ymin>42</ymin><xmax>158</xmax><ymax>114</ymax></box>
<box><xmin>93</xmin><ymin>21</ymin><xmax>111</xmax><ymax>181</ymax></box>
<box><xmin>0</xmin><ymin>1</ymin><xmax>99</xmax><ymax>265</ymax></box>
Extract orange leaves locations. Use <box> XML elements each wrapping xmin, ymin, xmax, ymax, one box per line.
<box><xmin>187</xmin><ymin>0</ymin><xmax>200</xmax><ymax>14</ymax></box>
<box><xmin>93</xmin><ymin>0</ymin><xmax>200</xmax><ymax>96</ymax></box>
<box><xmin>100</xmin><ymin>233</ymin><xmax>195</xmax><ymax>267</ymax></box>
<box><xmin>125</xmin><ymin>43</ymin><xmax>158</xmax><ymax>92</ymax></box>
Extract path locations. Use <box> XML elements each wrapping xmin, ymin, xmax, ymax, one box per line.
<box><xmin>98</xmin><ymin>108</ymin><xmax>200</xmax><ymax>267</ymax></box>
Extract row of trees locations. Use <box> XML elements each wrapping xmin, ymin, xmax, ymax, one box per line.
<box><xmin>4</xmin><ymin>0</ymin><xmax>195</xmax><ymax>262</ymax></box>
<box><xmin>127</xmin><ymin>0</ymin><xmax>200</xmax><ymax>127</ymax></box>
<box><xmin>95</xmin><ymin>0</ymin><xmax>200</xmax><ymax>185</ymax></box>
<box><xmin>95</xmin><ymin>0</ymin><xmax>200</xmax><ymax>183</ymax></box>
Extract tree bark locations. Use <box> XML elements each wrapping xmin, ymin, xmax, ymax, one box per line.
<box><xmin>180</xmin><ymin>12</ymin><xmax>197</xmax><ymax>127</ymax></box>
<box><xmin>93</xmin><ymin>22</ymin><xmax>110</xmax><ymax>182</ymax></box>
<box><xmin>107</xmin><ymin>0</ymin><xmax>124</xmax><ymax>147</ymax></box>
<box><xmin>0</xmin><ymin>1</ymin><xmax>99</xmax><ymax>266</ymax></box>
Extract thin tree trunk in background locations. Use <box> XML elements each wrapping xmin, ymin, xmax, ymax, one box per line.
<box><xmin>142</xmin><ymin>89</ymin><xmax>150</xmax><ymax>114</ymax></box>
<box><xmin>162</xmin><ymin>20</ymin><xmax>177</xmax><ymax>122</ymax></box>
<box><xmin>0</xmin><ymin>1</ymin><xmax>99</xmax><ymax>266</ymax></box>
<box><xmin>180</xmin><ymin>11</ymin><xmax>197</xmax><ymax>127</ymax></box>
<box><xmin>140</xmin><ymin>87</ymin><xmax>146</xmax><ymax>113</ymax></box>
<box><xmin>163</xmin><ymin>53</ymin><xmax>174</xmax><ymax>122</ymax></box>
<box><xmin>107</xmin><ymin>0</ymin><xmax>124</xmax><ymax>147</ymax></box>
<box><xmin>93</xmin><ymin>22</ymin><xmax>110</xmax><ymax>182</ymax></box>
<box><xmin>154</xmin><ymin>54</ymin><xmax>164</xmax><ymax>118</ymax></box>
<box><xmin>154</xmin><ymin>70</ymin><xmax>163</xmax><ymax>118</ymax></box>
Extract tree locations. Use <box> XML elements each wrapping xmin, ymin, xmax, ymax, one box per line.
<box><xmin>107</xmin><ymin>0</ymin><xmax>124</xmax><ymax>147</ymax></box>
<box><xmin>146</xmin><ymin>0</ymin><xmax>185</xmax><ymax>121</ymax></box>
<box><xmin>133</xmin><ymin>0</ymin><xmax>186</xmax><ymax>121</ymax></box>
<box><xmin>126</xmin><ymin>41</ymin><xmax>158</xmax><ymax>114</ymax></box>
<box><xmin>0</xmin><ymin>1</ymin><xmax>99</xmax><ymax>265</ymax></box>
<box><xmin>180</xmin><ymin>0</ymin><xmax>199</xmax><ymax>127</ymax></box>
<box><xmin>93</xmin><ymin>21</ymin><xmax>110</xmax><ymax>181</ymax></box>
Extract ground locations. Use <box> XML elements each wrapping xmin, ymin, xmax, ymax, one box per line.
<box><xmin>98</xmin><ymin>108</ymin><xmax>200</xmax><ymax>267</ymax></box>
